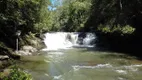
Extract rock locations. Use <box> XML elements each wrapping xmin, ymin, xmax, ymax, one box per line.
<box><xmin>15</xmin><ymin>50</ymin><xmax>32</xmax><ymax>56</ymax></box>
<box><xmin>30</xmin><ymin>40</ymin><xmax>38</xmax><ymax>46</ymax></box>
<box><xmin>22</xmin><ymin>45</ymin><xmax>37</xmax><ymax>52</ymax></box>
<box><xmin>14</xmin><ymin>45</ymin><xmax>38</xmax><ymax>56</ymax></box>
<box><xmin>0</xmin><ymin>55</ymin><xmax>9</xmax><ymax>60</ymax></box>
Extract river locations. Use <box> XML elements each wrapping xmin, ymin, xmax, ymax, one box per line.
<box><xmin>16</xmin><ymin>32</ymin><xmax>142</xmax><ymax>80</ymax></box>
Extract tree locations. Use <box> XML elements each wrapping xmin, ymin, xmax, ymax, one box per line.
<box><xmin>53</xmin><ymin>0</ymin><xmax>92</xmax><ymax>31</ymax></box>
<box><xmin>0</xmin><ymin>0</ymin><xmax>50</xmax><ymax>49</ymax></box>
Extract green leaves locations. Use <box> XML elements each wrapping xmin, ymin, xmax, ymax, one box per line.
<box><xmin>72</xmin><ymin>1</ymin><xmax>92</xmax><ymax>11</ymax></box>
<box><xmin>1</xmin><ymin>66</ymin><xmax>32</xmax><ymax>80</ymax></box>
<box><xmin>54</xmin><ymin>0</ymin><xmax>92</xmax><ymax>31</ymax></box>
<box><xmin>121</xmin><ymin>25</ymin><xmax>135</xmax><ymax>34</ymax></box>
<box><xmin>98</xmin><ymin>24</ymin><xmax>135</xmax><ymax>34</ymax></box>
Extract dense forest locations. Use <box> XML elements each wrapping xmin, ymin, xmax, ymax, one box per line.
<box><xmin>0</xmin><ymin>0</ymin><xmax>142</xmax><ymax>57</ymax></box>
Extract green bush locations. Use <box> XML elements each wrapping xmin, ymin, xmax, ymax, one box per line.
<box><xmin>98</xmin><ymin>24</ymin><xmax>135</xmax><ymax>34</ymax></box>
<box><xmin>121</xmin><ymin>25</ymin><xmax>135</xmax><ymax>34</ymax></box>
<box><xmin>0</xmin><ymin>66</ymin><xmax>32</xmax><ymax>80</ymax></box>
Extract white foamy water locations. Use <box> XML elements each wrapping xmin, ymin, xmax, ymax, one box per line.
<box><xmin>53</xmin><ymin>75</ymin><xmax>62</xmax><ymax>80</ymax></box>
<box><xmin>115</xmin><ymin>70</ymin><xmax>127</xmax><ymax>74</ymax></box>
<box><xmin>72</xmin><ymin>64</ymin><xmax>142</xmax><ymax>74</ymax></box>
<box><xmin>72</xmin><ymin>64</ymin><xmax>112</xmax><ymax>71</ymax></box>
<box><xmin>122</xmin><ymin>64</ymin><xmax>142</xmax><ymax>72</ymax></box>
<box><xmin>83</xmin><ymin>33</ymin><xmax>96</xmax><ymax>45</ymax></box>
<box><xmin>43</xmin><ymin>32</ymin><xmax>96</xmax><ymax>51</ymax></box>
<box><xmin>48</xmin><ymin>52</ymin><xmax>64</xmax><ymax>55</ymax></box>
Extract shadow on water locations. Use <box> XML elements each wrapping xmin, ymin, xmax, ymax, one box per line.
<box><xmin>108</xmin><ymin>42</ymin><xmax>142</xmax><ymax>60</ymax></box>
<box><xmin>75</xmin><ymin>44</ymin><xmax>142</xmax><ymax>60</ymax></box>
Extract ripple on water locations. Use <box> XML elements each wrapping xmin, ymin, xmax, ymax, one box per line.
<box><xmin>48</xmin><ymin>52</ymin><xmax>64</xmax><ymax>55</ymax></box>
<box><xmin>114</xmin><ymin>64</ymin><xmax>142</xmax><ymax>76</ymax></box>
<box><xmin>53</xmin><ymin>75</ymin><xmax>62</xmax><ymax>80</ymax></box>
<box><xmin>118</xmin><ymin>77</ymin><xmax>125</xmax><ymax>80</ymax></box>
<box><xmin>72</xmin><ymin>64</ymin><xmax>112</xmax><ymax>71</ymax></box>
<box><xmin>115</xmin><ymin>70</ymin><xmax>127</xmax><ymax>74</ymax></box>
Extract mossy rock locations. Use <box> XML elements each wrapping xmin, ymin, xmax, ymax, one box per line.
<box><xmin>19</xmin><ymin>33</ymin><xmax>45</xmax><ymax>50</ymax></box>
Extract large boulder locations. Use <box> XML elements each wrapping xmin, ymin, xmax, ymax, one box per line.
<box><xmin>22</xmin><ymin>45</ymin><xmax>37</xmax><ymax>52</ymax></box>
<box><xmin>15</xmin><ymin>45</ymin><xmax>38</xmax><ymax>56</ymax></box>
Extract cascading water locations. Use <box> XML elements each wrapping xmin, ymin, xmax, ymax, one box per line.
<box><xmin>83</xmin><ymin>33</ymin><xmax>96</xmax><ymax>46</ymax></box>
<box><xmin>43</xmin><ymin>32</ymin><xmax>96</xmax><ymax>51</ymax></box>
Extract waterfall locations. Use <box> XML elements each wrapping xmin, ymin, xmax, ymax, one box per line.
<box><xmin>43</xmin><ymin>32</ymin><xmax>96</xmax><ymax>51</ymax></box>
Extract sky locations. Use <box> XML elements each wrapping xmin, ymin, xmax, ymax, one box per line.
<box><xmin>48</xmin><ymin>0</ymin><xmax>62</xmax><ymax>11</ymax></box>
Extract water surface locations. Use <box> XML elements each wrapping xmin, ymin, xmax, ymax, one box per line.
<box><xmin>17</xmin><ymin>48</ymin><xmax>142</xmax><ymax>80</ymax></box>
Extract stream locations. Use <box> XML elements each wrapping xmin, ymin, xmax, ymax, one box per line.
<box><xmin>17</xmin><ymin>32</ymin><xmax>142</xmax><ymax>80</ymax></box>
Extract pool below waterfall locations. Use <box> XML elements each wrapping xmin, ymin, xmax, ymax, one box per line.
<box><xmin>16</xmin><ymin>32</ymin><xmax>142</xmax><ymax>80</ymax></box>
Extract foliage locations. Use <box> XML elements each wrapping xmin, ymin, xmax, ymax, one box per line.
<box><xmin>121</xmin><ymin>25</ymin><xmax>135</xmax><ymax>34</ymax></box>
<box><xmin>0</xmin><ymin>0</ymin><xmax>141</xmax><ymax>35</ymax></box>
<box><xmin>52</xmin><ymin>0</ymin><xmax>141</xmax><ymax>34</ymax></box>
<box><xmin>85</xmin><ymin>0</ymin><xmax>142</xmax><ymax>34</ymax></box>
<box><xmin>0</xmin><ymin>0</ymin><xmax>50</xmax><ymax>50</ymax></box>
<box><xmin>98</xmin><ymin>24</ymin><xmax>135</xmax><ymax>34</ymax></box>
<box><xmin>52</xmin><ymin>0</ymin><xmax>92</xmax><ymax>31</ymax></box>
<box><xmin>0</xmin><ymin>0</ymin><xmax>142</xmax><ymax>55</ymax></box>
<box><xmin>0</xmin><ymin>66</ymin><xmax>32</xmax><ymax>80</ymax></box>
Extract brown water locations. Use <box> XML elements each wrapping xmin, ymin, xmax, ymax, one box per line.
<box><xmin>17</xmin><ymin>48</ymin><xmax>142</xmax><ymax>80</ymax></box>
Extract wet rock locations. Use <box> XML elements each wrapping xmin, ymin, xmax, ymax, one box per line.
<box><xmin>22</xmin><ymin>45</ymin><xmax>37</xmax><ymax>52</ymax></box>
<box><xmin>15</xmin><ymin>50</ymin><xmax>32</xmax><ymax>56</ymax></box>
<box><xmin>0</xmin><ymin>55</ymin><xmax>9</xmax><ymax>60</ymax></box>
<box><xmin>15</xmin><ymin>45</ymin><xmax>38</xmax><ymax>56</ymax></box>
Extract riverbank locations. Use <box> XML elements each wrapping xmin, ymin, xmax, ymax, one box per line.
<box><xmin>0</xmin><ymin>33</ymin><xmax>45</xmax><ymax>79</ymax></box>
<box><xmin>0</xmin><ymin>32</ymin><xmax>45</xmax><ymax>69</ymax></box>
<box><xmin>14</xmin><ymin>33</ymin><xmax>45</xmax><ymax>56</ymax></box>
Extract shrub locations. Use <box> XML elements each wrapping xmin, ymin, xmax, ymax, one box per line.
<box><xmin>98</xmin><ymin>24</ymin><xmax>135</xmax><ymax>35</ymax></box>
<box><xmin>0</xmin><ymin>66</ymin><xmax>32</xmax><ymax>80</ymax></box>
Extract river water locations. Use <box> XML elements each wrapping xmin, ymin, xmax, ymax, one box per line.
<box><xmin>17</xmin><ymin>32</ymin><xmax>142</xmax><ymax>80</ymax></box>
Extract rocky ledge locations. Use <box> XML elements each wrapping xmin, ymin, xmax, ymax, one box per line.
<box><xmin>15</xmin><ymin>45</ymin><xmax>39</xmax><ymax>56</ymax></box>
